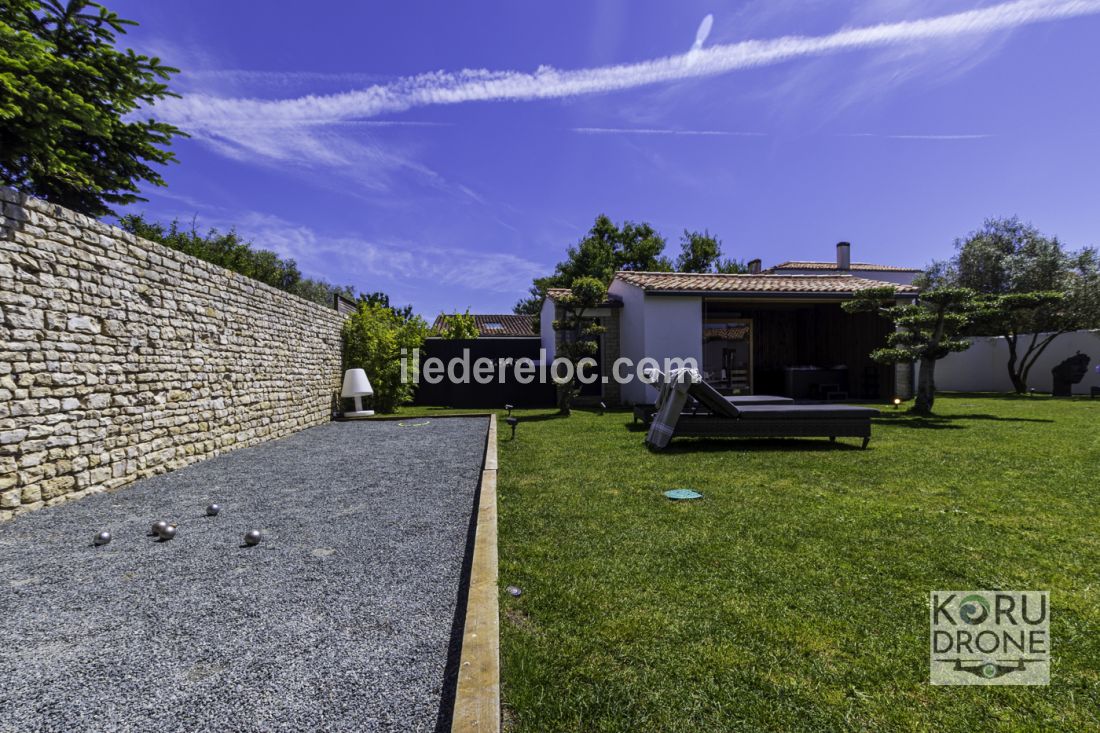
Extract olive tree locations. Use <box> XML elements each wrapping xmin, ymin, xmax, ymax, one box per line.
<box><xmin>927</xmin><ymin>218</ymin><xmax>1100</xmax><ymax>392</ymax></box>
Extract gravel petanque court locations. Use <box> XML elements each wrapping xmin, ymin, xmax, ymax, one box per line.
<box><xmin>0</xmin><ymin>417</ymin><xmax>489</xmax><ymax>733</ymax></box>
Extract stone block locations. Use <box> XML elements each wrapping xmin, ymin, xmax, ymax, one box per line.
<box><xmin>0</xmin><ymin>429</ymin><xmax>28</xmax><ymax>444</ymax></box>
<box><xmin>67</xmin><ymin>315</ymin><xmax>100</xmax><ymax>334</ymax></box>
<box><xmin>39</xmin><ymin>475</ymin><xmax>75</xmax><ymax>500</ymax></box>
<box><xmin>0</xmin><ymin>487</ymin><xmax>19</xmax><ymax>507</ymax></box>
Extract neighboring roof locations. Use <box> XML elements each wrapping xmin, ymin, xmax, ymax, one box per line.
<box><xmin>545</xmin><ymin>288</ymin><xmax>624</xmax><ymax>307</ymax></box>
<box><xmin>430</xmin><ymin>313</ymin><xmax>537</xmax><ymax>337</ymax></box>
<box><xmin>768</xmin><ymin>261</ymin><xmax>922</xmax><ymax>273</ymax></box>
<box><xmin>613</xmin><ymin>271</ymin><xmax>920</xmax><ymax>296</ymax></box>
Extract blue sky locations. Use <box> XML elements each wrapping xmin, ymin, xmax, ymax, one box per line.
<box><xmin>110</xmin><ymin>0</ymin><xmax>1100</xmax><ymax>317</ymax></box>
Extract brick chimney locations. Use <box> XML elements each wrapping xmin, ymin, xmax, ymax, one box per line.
<box><xmin>747</xmin><ymin>258</ymin><xmax>762</xmax><ymax>274</ymax></box>
<box><xmin>836</xmin><ymin>241</ymin><xmax>851</xmax><ymax>270</ymax></box>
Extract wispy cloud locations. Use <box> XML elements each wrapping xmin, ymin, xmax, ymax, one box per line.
<box><xmin>157</xmin><ymin>0</ymin><xmax>1100</xmax><ymax>132</ymax></box>
<box><xmin>571</xmin><ymin>127</ymin><xmax>767</xmax><ymax>137</ymax></box>
<box><xmin>141</xmin><ymin>200</ymin><xmax>547</xmax><ymax>304</ymax></box>
<box><xmin>841</xmin><ymin>132</ymin><xmax>993</xmax><ymax>140</ymax></box>
<box><xmin>149</xmin><ymin>0</ymin><xmax>1099</xmax><ymax>183</ymax></box>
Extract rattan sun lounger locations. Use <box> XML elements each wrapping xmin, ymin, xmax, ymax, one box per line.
<box><xmin>633</xmin><ymin>394</ymin><xmax>793</xmax><ymax>426</ymax></box>
<box><xmin>644</xmin><ymin>377</ymin><xmax>878</xmax><ymax>450</ymax></box>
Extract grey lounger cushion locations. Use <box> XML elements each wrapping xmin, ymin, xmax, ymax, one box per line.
<box><xmin>736</xmin><ymin>404</ymin><xmax>879</xmax><ymax>420</ymax></box>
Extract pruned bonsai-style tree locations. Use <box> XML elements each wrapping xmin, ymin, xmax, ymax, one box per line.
<box><xmin>552</xmin><ymin>276</ymin><xmax>607</xmax><ymax>415</ymax></box>
<box><xmin>843</xmin><ymin>286</ymin><xmax>980</xmax><ymax>415</ymax></box>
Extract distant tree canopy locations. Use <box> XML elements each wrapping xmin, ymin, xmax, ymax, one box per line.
<box><xmin>925</xmin><ymin>217</ymin><xmax>1100</xmax><ymax>393</ymax></box>
<box><xmin>515</xmin><ymin>215</ymin><xmax>743</xmax><ymax>314</ymax></box>
<box><xmin>118</xmin><ymin>214</ymin><xmax>412</xmax><ymax>317</ymax></box>
<box><xmin>0</xmin><ymin>0</ymin><xmax>185</xmax><ymax>216</ymax></box>
<box><xmin>676</xmin><ymin>230</ymin><xmax>748</xmax><ymax>274</ymax></box>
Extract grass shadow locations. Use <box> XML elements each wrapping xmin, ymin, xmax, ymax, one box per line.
<box><xmin>654</xmin><ymin>437</ymin><xmax>864</xmax><ymax>454</ymax></box>
<box><xmin>876</xmin><ymin>412</ymin><xmax>1054</xmax><ymax>429</ymax></box>
<box><xmin>512</xmin><ymin>412</ymin><xmax>568</xmax><ymax>424</ymax></box>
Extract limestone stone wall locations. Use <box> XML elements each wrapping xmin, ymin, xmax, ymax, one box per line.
<box><xmin>0</xmin><ymin>189</ymin><xmax>345</xmax><ymax>521</ymax></box>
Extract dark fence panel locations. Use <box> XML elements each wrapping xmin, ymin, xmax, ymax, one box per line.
<box><xmin>413</xmin><ymin>338</ymin><xmax>556</xmax><ymax>408</ymax></box>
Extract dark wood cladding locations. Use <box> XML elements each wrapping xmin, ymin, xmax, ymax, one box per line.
<box><xmin>704</xmin><ymin>301</ymin><xmax>894</xmax><ymax>399</ymax></box>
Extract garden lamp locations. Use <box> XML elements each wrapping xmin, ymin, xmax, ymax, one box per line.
<box><xmin>342</xmin><ymin>368</ymin><xmax>375</xmax><ymax>417</ymax></box>
<box><xmin>893</xmin><ymin>397</ymin><xmax>901</xmax><ymax>409</ymax></box>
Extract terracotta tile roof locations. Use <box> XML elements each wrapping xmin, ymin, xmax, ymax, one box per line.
<box><xmin>545</xmin><ymin>288</ymin><xmax>623</xmax><ymax>307</ymax></box>
<box><xmin>612</xmin><ymin>271</ymin><xmax>920</xmax><ymax>295</ymax></box>
<box><xmin>430</xmin><ymin>313</ymin><xmax>537</xmax><ymax>337</ymax></box>
<box><xmin>768</xmin><ymin>261</ymin><xmax>922</xmax><ymax>273</ymax></box>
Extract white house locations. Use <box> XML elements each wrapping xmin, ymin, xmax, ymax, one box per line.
<box><xmin>541</xmin><ymin>242</ymin><xmax>920</xmax><ymax>405</ymax></box>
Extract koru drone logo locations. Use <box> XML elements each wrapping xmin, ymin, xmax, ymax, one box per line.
<box><xmin>930</xmin><ymin>591</ymin><xmax>1049</xmax><ymax>685</ymax></box>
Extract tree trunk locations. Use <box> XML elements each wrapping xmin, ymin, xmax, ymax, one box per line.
<box><xmin>556</xmin><ymin>384</ymin><xmax>573</xmax><ymax>416</ymax></box>
<box><xmin>913</xmin><ymin>357</ymin><xmax>937</xmax><ymax>415</ymax></box>
<box><xmin>1005</xmin><ymin>334</ymin><xmax>1027</xmax><ymax>394</ymax></box>
<box><xmin>1019</xmin><ymin>332</ymin><xmax>1065</xmax><ymax>393</ymax></box>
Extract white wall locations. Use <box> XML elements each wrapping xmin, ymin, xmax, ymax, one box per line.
<box><xmin>850</xmin><ymin>269</ymin><xmax>920</xmax><ymax>286</ymax></box>
<box><xmin>933</xmin><ymin>329</ymin><xmax>1100</xmax><ymax>394</ymax></box>
<box><xmin>629</xmin><ymin>296</ymin><xmax>703</xmax><ymax>403</ymax></box>
<box><xmin>609</xmin><ymin>279</ymin><xmax>645</xmax><ymax>402</ymax></box>
<box><xmin>775</xmin><ymin>267</ymin><xmax>918</xmax><ymax>285</ymax></box>
<box><xmin>539</xmin><ymin>298</ymin><xmax>556</xmax><ymax>362</ymax></box>
<box><xmin>606</xmin><ymin>279</ymin><xmax>706</xmax><ymax>403</ymax></box>
<box><xmin>643</xmin><ymin>297</ymin><xmax>704</xmax><ymax>401</ymax></box>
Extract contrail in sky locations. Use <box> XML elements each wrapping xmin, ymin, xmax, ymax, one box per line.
<box><xmin>157</xmin><ymin>0</ymin><xmax>1100</xmax><ymax>131</ymax></box>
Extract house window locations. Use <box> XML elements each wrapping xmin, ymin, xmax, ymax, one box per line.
<box><xmin>703</xmin><ymin>318</ymin><xmax>753</xmax><ymax>394</ymax></box>
<box><xmin>483</xmin><ymin>322</ymin><xmax>504</xmax><ymax>330</ymax></box>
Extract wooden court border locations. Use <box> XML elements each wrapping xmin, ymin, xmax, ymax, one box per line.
<box><xmin>339</xmin><ymin>411</ymin><xmax>501</xmax><ymax>731</ymax></box>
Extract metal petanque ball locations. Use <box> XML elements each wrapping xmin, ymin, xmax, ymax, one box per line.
<box><xmin>158</xmin><ymin>524</ymin><xmax>177</xmax><ymax>541</ymax></box>
<box><xmin>206</xmin><ymin>503</ymin><xmax>221</xmax><ymax>517</ymax></box>
<box><xmin>150</xmin><ymin>520</ymin><xmax>168</xmax><ymax>537</ymax></box>
<box><xmin>93</xmin><ymin>530</ymin><xmax>111</xmax><ymax>547</ymax></box>
<box><xmin>244</xmin><ymin>530</ymin><xmax>262</xmax><ymax>547</ymax></box>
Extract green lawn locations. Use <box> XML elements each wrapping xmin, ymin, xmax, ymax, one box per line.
<box><xmin>485</xmin><ymin>395</ymin><xmax>1100</xmax><ymax>732</ymax></box>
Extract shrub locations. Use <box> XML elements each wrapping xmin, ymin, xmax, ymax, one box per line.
<box><xmin>341</xmin><ymin>301</ymin><xmax>429</xmax><ymax>413</ymax></box>
<box><xmin>436</xmin><ymin>309</ymin><xmax>480</xmax><ymax>339</ymax></box>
